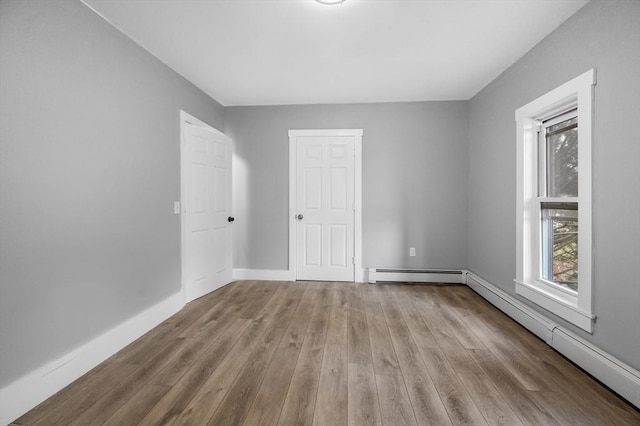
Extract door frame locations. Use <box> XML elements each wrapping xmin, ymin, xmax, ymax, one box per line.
<box><xmin>180</xmin><ymin>110</ymin><xmax>231</xmax><ymax>303</ymax></box>
<box><xmin>288</xmin><ymin>129</ymin><xmax>364</xmax><ymax>282</ymax></box>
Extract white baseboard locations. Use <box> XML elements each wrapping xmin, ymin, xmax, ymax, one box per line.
<box><xmin>232</xmin><ymin>269</ymin><xmax>295</xmax><ymax>281</ymax></box>
<box><xmin>233</xmin><ymin>268</ymin><xmax>368</xmax><ymax>283</ymax></box>
<box><xmin>552</xmin><ymin>327</ymin><xmax>640</xmax><ymax>408</ymax></box>
<box><xmin>464</xmin><ymin>271</ymin><xmax>640</xmax><ymax>408</ymax></box>
<box><xmin>5</xmin><ymin>272</ymin><xmax>637</xmax><ymax>425</ymax></box>
<box><xmin>465</xmin><ymin>271</ymin><xmax>554</xmax><ymax>344</ymax></box>
<box><xmin>0</xmin><ymin>292</ymin><xmax>184</xmax><ymax>426</ymax></box>
<box><xmin>368</xmin><ymin>268</ymin><xmax>465</xmax><ymax>284</ymax></box>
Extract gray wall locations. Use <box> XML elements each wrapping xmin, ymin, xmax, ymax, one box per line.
<box><xmin>468</xmin><ymin>0</ymin><xmax>640</xmax><ymax>370</ymax></box>
<box><xmin>225</xmin><ymin>102</ymin><xmax>469</xmax><ymax>271</ymax></box>
<box><xmin>0</xmin><ymin>0</ymin><xmax>224</xmax><ymax>387</ymax></box>
<box><xmin>3</xmin><ymin>0</ymin><xmax>637</xmax><ymax>394</ymax></box>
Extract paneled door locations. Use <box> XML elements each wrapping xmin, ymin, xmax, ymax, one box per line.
<box><xmin>295</xmin><ymin>135</ymin><xmax>355</xmax><ymax>281</ymax></box>
<box><xmin>182</xmin><ymin>119</ymin><xmax>233</xmax><ymax>302</ymax></box>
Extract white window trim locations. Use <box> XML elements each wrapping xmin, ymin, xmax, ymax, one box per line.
<box><xmin>515</xmin><ymin>69</ymin><xmax>596</xmax><ymax>332</ymax></box>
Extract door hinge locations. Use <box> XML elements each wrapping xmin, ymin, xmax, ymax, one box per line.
<box><xmin>352</xmin><ymin>257</ymin><xmax>355</xmax><ymax>265</ymax></box>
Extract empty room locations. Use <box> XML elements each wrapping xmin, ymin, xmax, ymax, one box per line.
<box><xmin>1</xmin><ymin>0</ymin><xmax>639</xmax><ymax>424</ymax></box>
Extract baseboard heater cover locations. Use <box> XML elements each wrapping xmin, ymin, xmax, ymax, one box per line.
<box><xmin>368</xmin><ymin>268</ymin><xmax>464</xmax><ymax>284</ymax></box>
<box><xmin>465</xmin><ymin>271</ymin><xmax>640</xmax><ymax>409</ymax></box>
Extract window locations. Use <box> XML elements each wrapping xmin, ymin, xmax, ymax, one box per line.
<box><xmin>540</xmin><ymin>111</ymin><xmax>579</xmax><ymax>292</ymax></box>
<box><xmin>515</xmin><ymin>69</ymin><xmax>596</xmax><ymax>332</ymax></box>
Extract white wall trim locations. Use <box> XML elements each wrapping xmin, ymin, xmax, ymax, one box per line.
<box><xmin>288</xmin><ymin>129</ymin><xmax>363</xmax><ymax>282</ymax></box>
<box><xmin>232</xmin><ymin>269</ymin><xmax>295</xmax><ymax>281</ymax></box>
<box><xmin>464</xmin><ymin>271</ymin><xmax>640</xmax><ymax>408</ymax></box>
<box><xmin>369</xmin><ymin>268</ymin><xmax>465</xmax><ymax>284</ymax></box>
<box><xmin>465</xmin><ymin>271</ymin><xmax>556</xmax><ymax>343</ymax></box>
<box><xmin>288</xmin><ymin>129</ymin><xmax>364</xmax><ymax>137</ymax></box>
<box><xmin>552</xmin><ymin>327</ymin><xmax>640</xmax><ymax>408</ymax></box>
<box><xmin>514</xmin><ymin>69</ymin><xmax>596</xmax><ymax>332</ymax></box>
<box><xmin>515</xmin><ymin>279</ymin><xmax>595</xmax><ymax>332</ymax></box>
<box><xmin>0</xmin><ymin>292</ymin><xmax>184</xmax><ymax>426</ymax></box>
<box><xmin>231</xmin><ymin>268</ymin><xmax>366</xmax><ymax>283</ymax></box>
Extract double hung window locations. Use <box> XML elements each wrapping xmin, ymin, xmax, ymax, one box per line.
<box><xmin>515</xmin><ymin>70</ymin><xmax>595</xmax><ymax>332</ymax></box>
<box><xmin>540</xmin><ymin>111</ymin><xmax>579</xmax><ymax>292</ymax></box>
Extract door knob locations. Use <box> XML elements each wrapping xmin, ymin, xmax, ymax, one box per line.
<box><xmin>297</xmin><ymin>214</ymin><xmax>303</xmax><ymax>220</ymax></box>
<box><xmin>228</xmin><ymin>216</ymin><xmax>235</xmax><ymax>222</ymax></box>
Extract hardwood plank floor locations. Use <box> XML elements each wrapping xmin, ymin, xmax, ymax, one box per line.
<box><xmin>313</xmin><ymin>343</ymin><xmax>348</xmax><ymax>425</ymax></box>
<box><xmin>348</xmin><ymin>362</ymin><xmax>382</xmax><ymax>426</ymax></box>
<box><xmin>376</xmin><ymin>374</ymin><xmax>417</xmax><ymax>425</ymax></box>
<box><xmin>12</xmin><ymin>281</ymin><xmax>640</xmax><ymax>426</ymax></box>
<box><xmin>278</xmin><ymin>332</ymin><xmax>325</xmax><ymax>426</ymax></box>
<box><xmin>387</xmin><ymin>325</ymin><xmax>452</xmax><ymax>425</ymax></box>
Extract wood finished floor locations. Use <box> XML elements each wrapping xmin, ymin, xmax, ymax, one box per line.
<box><xmin>13</xmin><ymin>281</ymin><xmax>640</xmax><ymax>426</ymax></box>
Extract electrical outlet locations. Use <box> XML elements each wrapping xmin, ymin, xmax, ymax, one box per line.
<box><xmin>409</xmin><ymin>247</ymin><xmax>416</xmax><ymax>257</ymax></box>
<box><xmin>174</xmin><ymin>201</ymin><xmax>181</xmax><ymax>215</ymax></box>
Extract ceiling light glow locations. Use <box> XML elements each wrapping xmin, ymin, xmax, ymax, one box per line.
<box><xmin>315</xmin><ymin>0</ymin><xmax>346</xmax><ymax>5</ymax></box>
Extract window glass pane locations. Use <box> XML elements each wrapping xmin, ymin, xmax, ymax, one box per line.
<box><xmin>546</xmin><ymin>117</ymin><xmax>578</xmax><ymax>197</ymax></box>
<box><xmin>541</xmin><ymin>206</ymin><xmax>578</xmax><ymax>292</ymax></box>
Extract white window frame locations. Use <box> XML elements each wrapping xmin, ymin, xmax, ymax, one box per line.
<box><xmin>515</xmin><ymin>69</ymin><xmax>596</xmax><ymax>332</ymax></box>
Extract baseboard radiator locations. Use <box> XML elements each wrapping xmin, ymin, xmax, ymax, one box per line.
<box><xmin>368</xmin><ymin>268</ymin><xmax>465</xmax><ymax>284</ymax></box>
<box><xmin>465</xmin><ymin>271</ymin><xmax>640</xmax><ymax>409</ymax></box>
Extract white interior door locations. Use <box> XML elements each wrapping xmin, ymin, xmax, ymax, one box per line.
<box><xmin>183</xmin><ymin>121</ymin><xmax>233</xmax><ymax>302</ymax></box>
<box><xmin>295</xmin><ymin>136</ymin><xmax>355</xmax><ymax>281</ymax></box>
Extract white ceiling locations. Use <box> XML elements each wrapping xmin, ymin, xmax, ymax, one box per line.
<box><xmin>82</xmin><ymin>0</ymin><xmax>589</xmax><ymax>106</ymax></box>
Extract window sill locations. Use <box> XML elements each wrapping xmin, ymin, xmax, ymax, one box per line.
<box><xmin>514</xmin><ymin>279</ymin><xmax>595</xmax><ymax>332</ymax></box>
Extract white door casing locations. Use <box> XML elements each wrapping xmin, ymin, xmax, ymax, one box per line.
<box><xmin>289</xmin><ymin>129</ymin><xmax>363</xmax><ymax>282</ymax></box>
<box><xmin>181</xmin><ymin>111</ymin><xmax>233</xmax><ymax>302</ymax></box>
